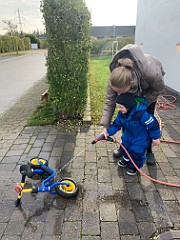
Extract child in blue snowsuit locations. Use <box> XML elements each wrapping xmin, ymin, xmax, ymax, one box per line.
<box><xmin>107</xmin><ymin>93</ymin><xmax>161</xmax><ymax>175</ymax></box>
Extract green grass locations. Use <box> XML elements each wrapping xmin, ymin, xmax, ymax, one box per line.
<box><xmin>89</xmin><ymin>56</ymin><xmax>112</xmax><ymax>124</ymax></box>
<box><xmin>26</xmin><ymin>103</ymin><xmax>57</xmax><ymax>126</ymax></box>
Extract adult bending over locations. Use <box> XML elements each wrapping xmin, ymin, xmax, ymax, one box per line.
<box><xmin>100</xmin><ymin>44</ymin><xmax>165</xmax><ymax>165</ymax></box>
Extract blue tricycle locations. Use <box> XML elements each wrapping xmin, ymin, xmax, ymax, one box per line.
<box><xmin>15</xmin><ymin>157</ymin><xmax>78</xmax><ymax>207</ymax></box>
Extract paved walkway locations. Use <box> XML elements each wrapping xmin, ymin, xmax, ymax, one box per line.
<box><xmin>0</xmin><ymin>79</ymin><xmax>180</xmax><ymax>240</ymax></box>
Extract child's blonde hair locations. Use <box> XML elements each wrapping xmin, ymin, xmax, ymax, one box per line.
<box><xmin>109</xmin><ymin>58</ymin><xmax>134</xmax><ymax>89</ymax></box>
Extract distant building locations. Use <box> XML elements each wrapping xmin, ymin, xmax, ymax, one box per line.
<box><xmin>38</xmin><ymin>34</ymin><xmax>46</xmax><ymax>40</ymax></box>
<box><xmin>91</xmin><ymin>26</ymin><xmax>135</xmax><ymax>39</ymax></box>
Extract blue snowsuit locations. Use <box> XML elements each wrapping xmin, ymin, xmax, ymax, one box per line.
<box><xmin>107</xmin><ymin>97</ymin><xmax>160</xmax><ymax>169</ymax></box>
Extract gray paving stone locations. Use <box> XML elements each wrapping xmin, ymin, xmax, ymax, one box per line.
<box><xmin>33</xmin><ymin>139</ymin><xmax>45</xmax><ymax>148</ymax></box>
<box><xmin>41</xmin><ymin>142</ymin><xmax>54</xmax><ymax>151</ymax></box>
<box><xmin>4</xmin><ymin>219</ymin><xmax>25</xmax><ymax>235</ymax></box>
<box><xmin>0</xmin><ymin>202</ymin><xmax>15</xmax><ymax>223</ymax></box>
<box><xmin>28</xmin><ymin>147</ymin><xmax>42</xmax><ymax>157</ymax></box>
<box><xmin>98</xmin><ymin>169</ymin><xmax>111</xmax><ymax>183</ymax></box>
<box><xmin>24</xmin><ymin>144</ymin><xmax>32</xmax><ymax>154</ymax></box>
<box><xmin>82</xmin><ymin>237</ymin><xmax>101</xmax><ymax>240</ymax></box>
<box><xmin>101</xmin><ymin>221</ymin><xmax>120</xmax><ymax>240</ymax></box>
<box><xmin>164</xmin><ymin>201</ymin><xmax>180</xmax><ymax>224</ymax></box>
<box><xmin>85</xmin><ymin>151</ymin><xmax>96</xmax><ymax>162</ymax></box>
<box><xmin>0</xmin><ymin>223</ymin><xmax>7</xmax><ymax>238</ymax></box>
<box><xmin>50</xmin><ymin>146</ymin><xmax>63</xmax><ymax>157</ymax></box>
<box><xmin>118</xmin><ymin>208</ymin><xmax>139</xmax><ymax>235</ymax></box>
<box><xmin>1</xmin><ymin>236</ymin><xmax>21</xmax><ymax>240</ymax></box>
<box><xmin>46</xmin><ymin>134</ymin><xmax>58</xmax><ymax>143</ymax></box>
<box><xmin>64</xmin><ymin>200</ymin><xmax>82</xmax><ymax>221</ymax></box>
<box><xmin>157</xmin><ymin>230</ymin><xmax>180</xmax><ymax>240</ymax></box>
<box><xmin>121</xmin><ymin>235</ymin><xmax>140</xmax><ymax>240</ymax></box>
<box><xmin>158</xmin><ymin>162</ymin><xmax>176</xmax><ymax>176</ymax></box>
<box><xmin>161</xmin><ymin>145</ymin><xmax>177</xmax><ymax>158</ymax></box>
<box><xmin>71</xmin><ymin>156</ymin><xmax>85</xmax><ymax>169</ymax></box>
<box><xmin>13</xmin><ymin>138</ymin><xmax>30</xmax><ymax>144</ymax></box>
<box><xmin>1</xmin><ymin>155</ymin><xmax>21</xmax><ymax>164</ymax></box>
<box><xmin>97</xmin><ymin>156</ymin><xmax>109</xmax><ymax>169</ymax></box>
<box><xmin>157</xmin><ymin>187</ymin><xmax>177</xmax><ymax>201</ymax></box>
<box><xmin>131</xmin><ymin>199</ymin><xmax>153</xmax><ymax>222</ymax></box>
<box><xmin>166</xmin><ymin>175</ymin><xmax>180</xmax><ymax>185</ymax></box>
<box><xmin>99</xmin><ymin>202</ymin><xmax>117</xmax><ymax>221</ymax></box>
<box><xmin>41</xmin><ymin>235</ymin><xmax>61</xmax><ymax>240</ymax></box>
<box><xmin>98</xmin><ymin>182</ymin><xmax>114</xmax><ymax>199</ymax></box>
<box><xmin>73</xmin><ymin>146</ymin><xmax>85</xmax><ymax>157</ymax></box>
<box><xmin>29</xmin><ymin>136</ymin><xmax>37</xmax><ymax>144</ymax></box>
<box><xmin>0</xmin><ymin>149</ymin><xmax>8</xmax><ymax>158</ymax></box>
<box><xmin>145</xmin><ymin>192</ymin><xmax>173</xmax><ymax>228</ymax></box>
<box><xmin>85</xmin><ymin>163</ymin><xmax>97</xmax><ymax>175</ymax></box>
<box><xmin>61</xmin><ymin>221</ymin><xmax>81</xmax><ymax>240</ymax></box>
<box><xmin>39</xmin><ymin>151</ymin><xmax>51</xmax><ymax>160</ymax></box>
<box><xmin>82</xmin><ymin>211</ymin><xmax>100</xmax><ymax>235</ymax></box>
<box><xmin>126</xmin><ymin>183</ymin><xmax>146</xmax><ymax>201</ymax></box>
<box><xmin>5</xmin><ymin>149</ymin><xmax>24</xmax><ymax>156</ymax></box>
<box><xmin>138</xmin><ymin>222</ymin><xmax>156</xmax><ymax>240</ymax></box>
<box><xmin>43</xmin><ymin>210</ymin><xmax>64</xmax><ymax>235</ymax></box>
<box><xmin>21</xmin><ymin>221</ymin><xmax>44</xmax><ymax>240</ymax></box>
<box><xmin>10</xmin><ymin>143</ymin><xmax>28</xmax><ymax>150</ymax></box>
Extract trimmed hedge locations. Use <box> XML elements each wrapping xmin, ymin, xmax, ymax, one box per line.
<box><xmin>42</xmin><ymin>0</ymin><xmax>91</xmax><ymax>118</ymax></box>
<box><xmin>0</xmin><ymin>36</ymin><xmax>30</xmax><ymax>53</ymax></box>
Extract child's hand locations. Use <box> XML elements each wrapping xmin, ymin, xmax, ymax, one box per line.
<box><xmin>152</xmin><ymin>139</ymin><xmax>160</xmax><ymax>146</ymax></box>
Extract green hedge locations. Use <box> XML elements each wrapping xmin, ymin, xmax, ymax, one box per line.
<box><xmin>42</xmin><ymin>0</ymin><xmax>91</xmax><ymax>118</ymax></box>
<box><xmin>0</xmin><ymin>35</ymin><xmax>30</xmax><ymax>53</ymax></box>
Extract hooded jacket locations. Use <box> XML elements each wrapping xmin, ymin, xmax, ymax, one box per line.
<box><xmin>107</xmin><ymin>96</ymin><xmax>161</xmax><ymax>147</ymax></box>
<box><xmin>100</xmin><ymin>44</ymin><xmax>165</xmax><ymax>128</ymax></box>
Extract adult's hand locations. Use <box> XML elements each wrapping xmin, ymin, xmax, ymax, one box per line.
<box><xmin>101</xmin><ymin>128</ymin><xmax>108</xmax><ymax>138</ymax></box>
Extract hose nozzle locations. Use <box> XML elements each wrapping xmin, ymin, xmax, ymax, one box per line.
<box><xmin>91</xmin><ymin>134</ymin><xmax>115</xmax><ymax>144</ymax></box>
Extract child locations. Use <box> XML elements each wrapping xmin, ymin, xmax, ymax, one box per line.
<box><xmin>107</xmin><ymin>93</ymin><xmax>161</xmax><ymax>175</ymax></box>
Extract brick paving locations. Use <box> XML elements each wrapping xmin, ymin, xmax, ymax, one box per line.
<box><xmin>0</xmin><ymin>79</ymin><xmax>180</xmax><ymax>240</ymax></box>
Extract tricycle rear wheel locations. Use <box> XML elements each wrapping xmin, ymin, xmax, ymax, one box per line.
<box><xmin>28</xmin><ymin>157</ymin><xmax>48</xmax><ymax>169</ymax></box>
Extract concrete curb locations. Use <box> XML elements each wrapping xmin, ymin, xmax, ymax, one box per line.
<box><xmin>83</xmin><ymin>85</ymin><xmax>91</xmax><ymax>124</ymax></box>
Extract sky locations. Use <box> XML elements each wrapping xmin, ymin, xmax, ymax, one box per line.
<box><xmin>0</xmin><ymin>0</ymin><xmax>138</xmax><ymax>35</ymax></box>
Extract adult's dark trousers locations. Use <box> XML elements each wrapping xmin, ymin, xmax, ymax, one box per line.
<box><xmin>146</xmin><ymin>101</ymin><xmax>156</xmax><ymax>153</ymax></box>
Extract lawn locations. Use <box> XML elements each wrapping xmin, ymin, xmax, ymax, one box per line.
<box><xmin>88</xmin><ymin>56</ymin><xmax>112</xmax><ymax>124</ymax></box>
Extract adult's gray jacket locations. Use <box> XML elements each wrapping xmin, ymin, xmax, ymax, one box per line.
<box><xmin>100</xmin><ymin>44</ymin><xmax>165</xmax><ymax>128</ymax></box>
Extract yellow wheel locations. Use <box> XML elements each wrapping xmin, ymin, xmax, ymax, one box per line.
<box><xmin>55</xmin><ymin>178</ymin><xmax>78</xmax><ymax>198</ymax></box>
<box><xmin>28</xmin><ymin>158</ymin><xmax>48</xmax><ymax>169</ymax></box>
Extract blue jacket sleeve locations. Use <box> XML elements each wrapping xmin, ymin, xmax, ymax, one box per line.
<box><xmin>140</xmin><ymin>112</ymin><xmax>161</xmax><ymax>139</ymax></box>
<box><xmin>107</xmin><ymin>112</ymin><xmax>122</xmax><ymax>136</ymax></box>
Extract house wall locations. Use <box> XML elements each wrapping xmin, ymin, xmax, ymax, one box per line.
<box><xmin>135</xmin><ymin>0</ymin><xmax>180</xmax><ymax>93</ymax></box>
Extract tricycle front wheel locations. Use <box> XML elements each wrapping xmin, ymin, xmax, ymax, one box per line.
<box><xmin>55</xmin><ymin>178</ymin><xmax>78</xmax><ymax>198</ymax></box>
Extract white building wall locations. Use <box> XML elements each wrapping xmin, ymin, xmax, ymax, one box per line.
<box><xmin>135</xmin><ymin>0</ymin><xmax>180</xmax><ymax>93</ymax></box>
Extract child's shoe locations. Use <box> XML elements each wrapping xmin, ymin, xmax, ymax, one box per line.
<box><xmin>126</xmin><ymin>167</ymin><xmax>137</xmax><ymax>175</ymax></box>
<box><xmin>118</xmin><ymin>158</ymin><xmax>128</xmax><ymax>168</ymax></box>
